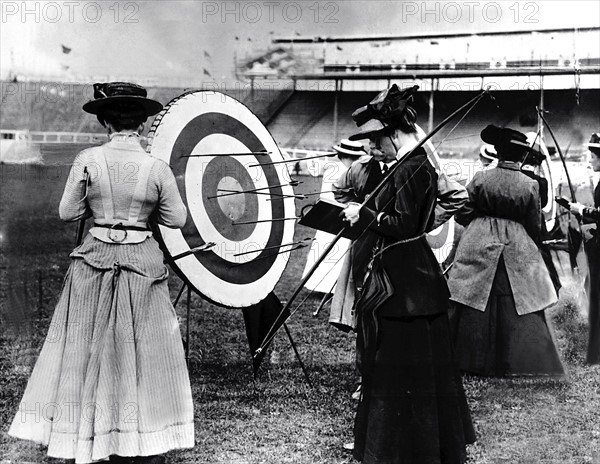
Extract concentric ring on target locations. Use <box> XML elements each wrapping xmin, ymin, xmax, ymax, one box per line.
<box><xmin>147</xmin><ymin>91</ymin><xmax>296</xmax><ymax>308</ymax></box>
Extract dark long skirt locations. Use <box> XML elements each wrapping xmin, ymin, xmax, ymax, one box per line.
<box><xmin>353</xmin><ymin>312</ymin><xmax>476</xmax><ymax>464</ymax></box>
<box><xmin>585</xmin><ymin>241</ymin><xmax>600</xmax><ymax>364</ymax></box>
<box><xmin>452</xmin><ymin>257</ymin><xmax>565</xmax><ymax>377</ymax></box>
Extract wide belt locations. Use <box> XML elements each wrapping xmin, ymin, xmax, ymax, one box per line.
<box><xmin>92</xmin><ymin>222</ymin><xmax>151</xmax><ymax>243</ymax></box>
<box><xmin>93</xmin><ymin>222</ymin><xmax>150</xmax><ymax>231</ymax></box>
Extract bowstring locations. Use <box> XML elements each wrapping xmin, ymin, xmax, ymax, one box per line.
<box><xmin>258</xmin><ymin>91</ymin><xmax>488</xmax><ymax>353</ymax></box>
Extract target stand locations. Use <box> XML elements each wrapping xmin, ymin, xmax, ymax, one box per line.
<box><xmin>146</xmin><ymin>91</ymin><xmax>311</xmax><ymax>384</ymax></box>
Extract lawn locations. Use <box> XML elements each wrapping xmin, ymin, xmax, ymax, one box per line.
<box><xmin>0</xmin><ymin>157</ymin><xmax>599</xmax><ymax>464</ymax></box>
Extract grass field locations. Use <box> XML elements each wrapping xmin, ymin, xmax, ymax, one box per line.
<box><xmin>1</xmin><ymin>148</ymin><xmax>599</xmax><ymax>464</ymax></box>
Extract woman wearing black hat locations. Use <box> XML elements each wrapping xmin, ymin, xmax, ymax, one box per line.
<box><xmin>8</xmin><ymin>83</ymin><xmax>194</xmax><ymax>463</ymax></box>
<box><xmin>342</xmin><ymin>85</ymin><xmax>475</xmax><ymax>464</ymax></box>
<box><xmin>568</xmin><ymin>132</ymin><xmax>600</xmax><ymax>364</ymax></box>
<box><xmin>448</xmin><ymin>125</ymin><xmax>564</xmax><ymax>377</ymax></box>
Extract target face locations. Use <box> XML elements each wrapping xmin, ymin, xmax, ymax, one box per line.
<box><xmin>426</xmin><ymin>217</ymin><xmax>456</xmax><ymax>264</ymax></box>
<box><xmin>416</xmin><ymin>124</ymin><xmax>457</xmax><ymax>264</ymax></box>
<box><xmin>147</xmin><ymin>91</ymin><xmax>296</xmax><ymax>308</ymax></box>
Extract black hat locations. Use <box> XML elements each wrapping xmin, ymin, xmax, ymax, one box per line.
<box><xmin>332</xmin><ymin>139</ymin><xmax>367</xmax><ymax>157</ymax></box>
<box><xmin>82</xmin><ymin>82</ymin><xmax>163</xmax><ymax>118</ymax></box>
<box><xmin>349</xmin><ymin>84</ymin><xmax>419</xmax><ymax>141</ymax></box>
<box><xmin>586</xmin><ymin>132</ymin><xmax>600</xmax><ymax>149</ymax></box>
<box><xmin>480</xmin><ymin>125</ymin><xmax>530</xmax><ymax>150</ymax></box>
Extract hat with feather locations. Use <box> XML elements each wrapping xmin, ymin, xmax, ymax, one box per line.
<box><xmin>349</xmin><ymin>84</ymin><xmax>419</xmax><ymax>141</ymax></box>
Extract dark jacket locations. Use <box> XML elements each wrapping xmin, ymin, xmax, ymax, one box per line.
<box><xmin>582</xmin><ymin>183</ymin><xmax>600</xmax><ymax>224</ymax></box>
<box><xmin>583</xmin><ymin>183</ymin><xmax>600</xmax><ymax>258</ymax></box>
<box><xmin>355</xmin><ymin>148</ymin><xmax>450</xmax><ymax>318</ymax></box>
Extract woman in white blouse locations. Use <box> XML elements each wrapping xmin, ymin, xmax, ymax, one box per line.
<box><xmin>8</xmin><ymin>82</ymin><xmax>193</xmax><ymax>464</ymax></box>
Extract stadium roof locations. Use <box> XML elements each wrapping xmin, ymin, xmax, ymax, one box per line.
<box><xmin>273</xmin><ymin>26</ymin><xmax>600</xmax><ymax>44</ymax></box>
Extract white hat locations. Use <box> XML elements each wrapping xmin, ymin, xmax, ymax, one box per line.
<box><xmin>586</xmin><ymin>132</ymin><xmax>600</xmax><ymax>149</ymax></box>
<box><xmin>332</xmin><ymin>139</ymin><xmax>367</xmax><ymax>157</ymax></box>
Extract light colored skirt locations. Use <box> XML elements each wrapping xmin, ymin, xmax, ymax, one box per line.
<box><xmin>8</xmin><ymin>236</ymin><xmax>195</xmax><ymax>463</ymax></box>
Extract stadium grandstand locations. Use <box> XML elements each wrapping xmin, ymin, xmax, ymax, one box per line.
<box><xmin>1</xmin><ymin>27</ymin><xmax>598</xmax><ymax>158</ymax></box>
<box><xmin>236</xmin><ymin>26</ymin><xmax>600</xmax><ymax>157</ymax></box>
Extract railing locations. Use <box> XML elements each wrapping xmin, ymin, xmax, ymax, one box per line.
<box><xmin>0</xmin><ymin>130</ymin><xmax>107</xmax><ymax>144</ymax></box>
<box><xmin>29</xmin><ymin>131</ymin><xmax>107</xmax><ymax>144</ymax></box>
<box><xmin>323</xmin><ymin>59</ymin><xmax>600</xmax><ymax>73</ymax></box>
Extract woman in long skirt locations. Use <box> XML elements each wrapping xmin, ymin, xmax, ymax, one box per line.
<box><xmin>343</xmin><ymin>84</ymin><xmax>475</xmax><ymax>464</ymax></box>
<box><xmin>448</xmin><ymin>125</ymin><xmax>564</xmax><ymax>377</ymax></box>
<box><xmin>8</xmin><ymin>82</ymin><xmax>194</xmax><ymax>463</ymax></box>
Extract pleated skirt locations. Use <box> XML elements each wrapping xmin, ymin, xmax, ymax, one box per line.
<box><xmin>452</xmin><ymin>257</ymin><xmax>565</xmax><ymax>377</ymax></box>
<box><xmin>8</xmin><ymin>236</ymin><xmax>195</xmax><ymax>463</ymax></box>
<box><xmin>353</xmin><ymin>312</ymin><xmax>476</xmax><ymax>464</ymax></box>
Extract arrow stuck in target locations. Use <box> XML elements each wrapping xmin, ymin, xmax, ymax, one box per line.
<box><xmin>229</xmin><ymin>243</ymin><xmax>309</xmax><ymax>267</ymax></box>
<box><xmin>208</xmin><ymin>189</ymin><xmax>306</xmax><ymax>200</ymax></box>
<box><xmin>170</xmin><ymin>242</ymin><xmax>217</xmax><ymax>261</ymax></box>
<box><xmin>182</xmin><ymin>151</ymin><xmax>272</xmax><ymax>157</ymax></box>
<box><xmin>233</xmin><ymin>237</ymin><xmax>313</xmax><ymax>257</ymax></box>
<box><xmin>232</xmin><ymin>217</ymin><xmax>299</xmax><ymax>226</ymax></box>
<box><xmin>209</xmin><ymin>181</ymin><xmax>302</xmax><ymax>198</ymax></box>
<box><xmin>249</xmin><ymin>153</ymin><xmax>336</xmax><ymax>168</ymax></box>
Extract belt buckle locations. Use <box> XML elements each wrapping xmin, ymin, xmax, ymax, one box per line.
<box><xmin>107</xmin><ymin>223</ymin><xmax>127</xmax><ymax>243</ymax></box>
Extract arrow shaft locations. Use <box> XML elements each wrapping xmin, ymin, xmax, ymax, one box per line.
<box><xmin>249</xmin><ymin>152</ymin><xmax>336</xmax><ymax>167</ymax></box>
<box><xmin>232</xmin><ymin>217</ymin><xmax>298</xmax><ymax>225</ymax></box>
<box><xmin>183</xmin><ymin>151</ymin><xmax>270</xmax><ymax>157</ymax></box>
<box><xmin>233</xmin><ymin>238</ymin><xmax>311</xmax><ymax>257</ymax></box>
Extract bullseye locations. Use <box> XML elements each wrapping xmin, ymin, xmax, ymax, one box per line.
<box><xmin>217</xmin><ymin>176</ymin><xmax>246</xmax><ymax>220</ymax></box>
<box><xmin>147</xmin><ymin>90</ymin><xmax>296</xmax><ymax>308</ymax></box>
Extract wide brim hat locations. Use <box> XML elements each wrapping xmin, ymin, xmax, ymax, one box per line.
<box><xmin>82</xmin><ymin>82</ymin><xmax>163</xmax><ymax>117</ymax></box>
<box><xmin>349</xmin><ymin>84</ymin><xmax>419</xmax><ymax>141</ymax></box>
<box><xmin>481</xmin><ymin>125</ymin><xmax>530</xmax><ymax>150</ymax></box>
<box><xmin>586</xmin><ymin>132</ymin><xmax>600</xmax><ymax>149</ymax></box>
<box><xmin>333</xmin><ymin>139</ymin><xmax>367</xmax><ymax>157</ymax></box>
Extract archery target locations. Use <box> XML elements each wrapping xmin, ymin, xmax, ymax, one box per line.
<box><xmin>147</xmin><ymin>91</ymin><xmax>296</xmax><ymax>308</ymax></box>
<box><xmin>426</xmin><ymin>217</ymin><xmax>456</xmax><ymax>264</ymax></box>
<box><xmin>416</xmin><ymin>124</ymin><xmax>458</xmax><ymax>264</ymax></box>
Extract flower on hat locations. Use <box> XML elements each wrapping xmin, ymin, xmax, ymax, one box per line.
<box><xmin>352</xmin><ymin>84</ymin><xmax>419</xmax><ymax>127</ymax></box>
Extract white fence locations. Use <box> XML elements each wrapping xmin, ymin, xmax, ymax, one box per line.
<box><xmin>0</xmin><ymin>130</ymin><xmax>107</xmax><ymax>144</ymax></box>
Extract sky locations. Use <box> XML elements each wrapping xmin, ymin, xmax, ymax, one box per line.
<box><xmin>1</xmin><ymin>0</ymin><xmax>599</xmax><ymax>85</ymax></box>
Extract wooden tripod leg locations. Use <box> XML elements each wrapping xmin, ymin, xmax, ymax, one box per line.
<box><xmin>283</xmin><ymin>323</ymin><xmax>312</xmax><ymax>388</ymax></box>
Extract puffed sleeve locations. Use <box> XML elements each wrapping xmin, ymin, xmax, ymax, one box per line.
<box><xmin>358</xmin><ymin>161</ymin><xmax>434</xmax><ymax>241</ymax></box>
<box><xmin>59</xmin><ymin>150</ymin><xmax>93</xmax><ymax>222</ymax></box>
<box><xmin>154</xmin><ymin>161</ymin><xmax>187</xmax><ymax>228</ymax></box>
<box><xmin>333</xmin><ymin>165</ymin><xmax>359</xmax><ymax>204</ymax></box>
